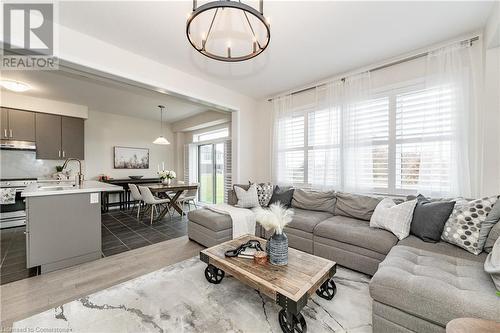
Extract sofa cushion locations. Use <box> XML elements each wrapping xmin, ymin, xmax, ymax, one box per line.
<box><xmin>315</xmin><ymin>216</ymin><xmax>398</xmax><ymax>255</ymax></box>
<box><xmin>287</xmin><ymin>208</ymin><xmax>333</xmax><ymax>233</ymax></box>
<box><xmin>335</xmin><ymin>192</ymin><xmax>382</xmax><ymax>221</ymax></box>
<box><xmin>187</xmin><ymin>208</ymin><xmax>232</xmax><ymax>231</ymax></box>
<box><xmin>479</xmin><ymin>199</ymin><xmax>500</xmax><ymax>250</ymax></box>
<box><xmin>485</xmin><ymin>221</ymin><xmax>500</xmax><ymax>253</ymax></box>
<box><xmin>369</xmin><ymin>244</ymin><xmax>500</xmax><ymax>326</ymax></box>
<box><xmin>291</xmin><ymin>189</ymin><xmax>336</xmax><ymax>213</ymax></box>
<box><xmin>484</xmin><ymin>237</ymin><xmax>500</xmax><ymax>291</ymax></box>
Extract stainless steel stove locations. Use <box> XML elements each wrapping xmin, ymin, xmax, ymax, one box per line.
<box><xmin>0</xmin><ymin>178</ymin><xmax>37</xmax><ymax>229</ymax></box>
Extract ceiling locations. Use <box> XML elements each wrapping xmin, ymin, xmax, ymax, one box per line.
<box><xmin>0</xmin><ymin>69</ymin><xmax>221</xmax><ymax>122</ymax></box>
<box><xmin>57</xmin><ymin>1</ymin><xmax>494</xmax><ymax>99</ymax></box>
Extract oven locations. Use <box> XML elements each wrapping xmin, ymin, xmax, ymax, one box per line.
<box><xmin>0</xmin><ymin>179</ymin><xmax>37</xmax><ymax>229</ymax></box>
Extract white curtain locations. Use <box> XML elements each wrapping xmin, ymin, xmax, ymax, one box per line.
<box><xmin>418</xmin><ymin>41</ymin><xmax>482</xmax><ymax>198</ymax></box>
<box><xmin>339</xmin><ymin>73</ymin><xmax>376</xmax><ymax>193</ymax></box>
<box><xmin>272</xmin><ymin>95</ymin><xmax>295</xmax><ymax>187</ymax></box>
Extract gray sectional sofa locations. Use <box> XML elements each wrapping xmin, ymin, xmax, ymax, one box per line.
<box><xmin>187</xmin><ymin>188</ymin><xmax>500</xmax><ymax>332</ymax></box>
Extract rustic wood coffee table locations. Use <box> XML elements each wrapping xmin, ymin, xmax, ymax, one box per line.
<box><xmin>200</xmin><ymin>234</ymin><xmax>337</xmax><ymax>333</ymax></box>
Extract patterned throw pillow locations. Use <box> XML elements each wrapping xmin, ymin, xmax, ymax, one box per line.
<box><xmin>256</xmin><ymin>183</ymin><xmax>273</xmax><ymax>206</ymax></box>
<box><xmin>441</xmin><ymin>195</ymin><xmax>500</xmax><ymax>255</ymax></box>
<box><xmin>370</xmin><ymin>198</ymin><xmax>418</xmax><ymax>240</ymax></box>
<box><xmin>234</xmin><ymin>184</ymin><xmax>260</xmax><ymax>208</ymax></box>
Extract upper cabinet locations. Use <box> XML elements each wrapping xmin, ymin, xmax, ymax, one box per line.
<box><xmin>61</xmin><ymin>116</ymin><xmax>84</xmax><ymax>160</ymax></box>
<box><xmin>0</xmin><ymin>107</ymin><xmax>36</xmax><ymax>141</ymax></box>
<box><xmin>36</xmin><ymin>113</ymin><xmax>84</xmax><ymax>160</ymax></box>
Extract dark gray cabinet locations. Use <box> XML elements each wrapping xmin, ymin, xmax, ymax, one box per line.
<box><xmin>35</xmin><ymin>113</ymin><xmax>84</xmax><ymax>160</ymax></box>
<box><xmin>62</xmin><ymin>116</ymin><xmax>84</xmax><ymax>159</ymax></box>
<box><xmin>0</xmin><ymin>107</ymin><xmax>35</xmax><ymax>141</ymax></box>
<box><xmin>36</xmin><ymin>113</ymin><xmax>62</xmax><ymax>159</ymax></box>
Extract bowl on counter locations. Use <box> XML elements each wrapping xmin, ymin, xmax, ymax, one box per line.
<box><xmin>128</xmin><ymin>176</ymin><xmax>144</xmax><ymax>180</ymax></box>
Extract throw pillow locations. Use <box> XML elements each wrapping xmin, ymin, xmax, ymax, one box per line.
<box><xmin>234</xmin><ymin>184</ymin><xmax>259</xmax><ymax>208</ymax></box>
<box><xmin>410</xmin><ymin>194</ymin><xmax>456</xmax><ymax>243</ymax></box>
<box><xmin>484</xmin><ymin>237</ymin><xmax>500</xmax><ymax>291</ymax></box>
<box><xmin>291</xmin><ymin>189</ymin><xmax>336</xmax><ymax>213</ymax></box>
<box><xmin>335</xmin><ymin>192</ymin><xmax>382</xmax><ymax>221</ymax></box>
<box><xmin>370</xmin><ymin>198</ymin><xmax>418</xmax><ymax>240</ymax></box>
<box><xmin>255</xmin><ymin>183</ymin><xmax>274</xmax><ymax>207</ymax></box>
<box><xmin>478</xmin><ymin>199</ymin><xmax>500</xmax><ymax>250</ymax></box>
<box><xmin>441</xmin><ymin>195</ymin><xmax>500</xmax><ymax>255</ymax></box>
<box><xmin>268</xmin><ymin>186</ymin><xmax>294</xmax><ymax>208</ymax></box>
<box><xmin>485</xmin><ymin>221</ymin><xmax>500</xmax><ymax>253</ymax></box>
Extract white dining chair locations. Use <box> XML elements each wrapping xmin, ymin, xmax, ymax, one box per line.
<box><xmin>128</xmin><ymin>184</ymin><xmax>143</xmax><ymax>220</ymax></box>
<box><xmin>177</xmin><ymin>186</ymin><xmax>199</xmax><ymax>219</ymax></box>
<box><xmin>138</xmin><ymin>186</ymin><xmax>171</xmax><ymax>225</ymax></box>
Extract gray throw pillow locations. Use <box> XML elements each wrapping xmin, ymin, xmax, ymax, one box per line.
<box><xmin>410</xmin><ymin>194</ymin><xmax>455</xmax><ymax>243</ymax></box>
<box><xmin>484</xmin><ymin>237</ymin><xmax>500</xmax><ymax>291</ymax></box>
<box><xmin>291</xmin><ymin>189</ymin><xmax>336</xmax><ymax>213</ymax></box>
<box><xmin>254</xmin><ymin>183</ymin><xmax>274</xmax><ymax>206</ymax></box>
<box><xmin>485</xmin><ymin>222</ymin><xmax>500</xmax><ymax>253</ymax></box>
<box><xmin>234</xmin><ymin>184</ymin><xmax>259</xmax><ymax>208</ymax></box>
<box><xmin>268</xmin><ymin>186</ymin><xmax>294</xmax><ymax>208</ymax></box>
<box><xmin>335</xmin><ymin>192</ymin><xmax>382</xmax><ymax>221</ymax></box>
<box><xmin>478</xmin><ymin>199</ymin><xmax>500</xmax><ymax>250</ymax></box>
<box><xmin>228</xmin><ymin>184</ymin><xmax>251</xmax><ymax>206</ymax></box>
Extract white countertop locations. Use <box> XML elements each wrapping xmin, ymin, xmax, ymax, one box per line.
<box><xmin>21</xmin><ymin>181</ymin><xmax>123</xmax><ymax>197</ymax></box>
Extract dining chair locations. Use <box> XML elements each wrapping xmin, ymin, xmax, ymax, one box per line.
<box><xmin>138</xmin><ymin>186</ymin><xmax>171</xmax><ymax>225</ymax></box>
<box><xmin>128</xmin><ymin>184</ymin><xmax>143</xmax><ymax>220</ymax></box>
<box><xmin>177</xmin><ymin>186</ymin><xmax>199</xmax><ymax>219</ymax></box>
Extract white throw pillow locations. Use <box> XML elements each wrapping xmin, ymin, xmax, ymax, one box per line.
<box><xmin>234</xmin><ymin>184</ymin><xmax>259</xmax><ymax>208</ymax></box>
<box><xmin>370</xmin><ymin>198</ymin><xmax>418</xmax><ymax>240</ymax></box>
<box><xmin>484</xmin><ymin>236</ymin><xmax>500</xmax><ymax>291</ymax></box>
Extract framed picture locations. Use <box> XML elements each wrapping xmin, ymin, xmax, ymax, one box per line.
<box><xmin>114</xmin><ymin>146</ymin><xmax>149</xmax><ymax>169</ymax></box>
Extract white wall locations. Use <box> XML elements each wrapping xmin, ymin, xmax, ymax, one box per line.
<box><xmin>85</xmin><ymin>109</ymin><xmax>174</xmax><ymax>180</ymax></box>
<box><xmin>0</xmin><ymin>91</ymin><xmax>88</xmax><ymax>118</ymax></box>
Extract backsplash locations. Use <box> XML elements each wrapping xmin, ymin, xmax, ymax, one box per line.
<box><xmin>0</xmin><ymin>150</ymin><xmax>81</xmax><ymax>180</ymax></box>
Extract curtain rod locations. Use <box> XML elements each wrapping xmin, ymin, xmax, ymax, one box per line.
<box><xmin>267</xmin><ymin>35</ymin><xmax>479</xmax><ymax>102</ymax></box>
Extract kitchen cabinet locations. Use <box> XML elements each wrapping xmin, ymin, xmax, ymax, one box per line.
<box><xmin>35</xmin><ymin>113</ymin><xmax>62</xmax><ymax>159</ymax></box>
<box><xmin>0</xmin><ymin>107</ymin><xmax>35</xmax><ymax>141</ymax></box>
<box><xmin>35</xmin><ymin>113</ymin><xmax>84</xmax><ymax>160</ymax></box>
<box><xmin>61</xmin><ymin>116</ymin><xmax>84</xmax><ymax>159</ymax></box>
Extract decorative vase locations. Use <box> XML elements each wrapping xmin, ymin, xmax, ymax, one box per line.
<box><xmin>162</xmin><ymin>178</ymin><xmax>172</xmax><ymax>185</ymax></box>
<box><xmin>268</xmin><ymin>232</ymin><xmax>288</xmax><ymax>266</ymax></box>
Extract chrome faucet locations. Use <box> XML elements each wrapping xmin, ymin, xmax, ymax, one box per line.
<box><xmin>62</xmin><ymin>158</ymin><xmax>84</xmax><ymax>186</ymax></box>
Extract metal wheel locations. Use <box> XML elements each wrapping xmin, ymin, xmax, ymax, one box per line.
<box><xmin>278</xmin><ymin>309</ymin><xmax>307</xmax><ymax>333</ymax></box>
<box><xmin>316</xmin><ymin>279</ymin><xmax>336</xmax><ymax>300</ymax></box>
<box><xmin>204</xmin><ymin>264</ymin><xmax>225</xmax><ymax>284</ymax></box>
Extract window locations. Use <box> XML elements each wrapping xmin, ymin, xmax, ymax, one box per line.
<box><xmin>193</xmin><ymin>127</ymin><xmax>229</xmax><ymax>142</ymax></box>
<box><xmin>275</xmin><ymin>83</ymin><xmax>454</xmax><ymax>195</ymax></box>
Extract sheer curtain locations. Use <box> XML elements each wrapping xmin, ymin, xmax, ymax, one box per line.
<box><xmin>272</xmin><ymin>95</ymin><xmax>295</xmax><ymax>187</ymax></box>
<box><xmin>417</xmin><ymin>41</ymin><xmax>482</xmax><ymax>198</ymax></box>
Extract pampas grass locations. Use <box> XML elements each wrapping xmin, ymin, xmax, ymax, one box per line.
<box><xmin>255</xmin><ymin>203</ymin><xmax>294</xmax><ymax>235</ymax></box>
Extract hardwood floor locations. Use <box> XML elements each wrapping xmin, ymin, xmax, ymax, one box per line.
<box><xmin>0</xmin><ymin>236</ymin><xmax>203</xmax><ymax>329</ymax></box>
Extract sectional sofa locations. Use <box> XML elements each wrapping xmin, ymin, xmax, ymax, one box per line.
<box><xmin>187</xmin><ymin>187</ymin><xmax>500</xmax><ymax>332</ymax></box>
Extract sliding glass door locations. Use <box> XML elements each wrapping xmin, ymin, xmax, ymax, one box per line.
<box><xmin>198</xmin><ymin>143</ymin><xmax>225</xmax><ymax>204</ymax></box>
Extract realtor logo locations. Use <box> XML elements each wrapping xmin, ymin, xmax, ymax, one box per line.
<box><xmin>4</xmin><ymin>3</ymin><xmax>53</xmax><ymax>55</ymax></box>
<box><xmin>2</xmin><ymin>3</ymin><xmax>58</xmax><ymax>70</ymax></box>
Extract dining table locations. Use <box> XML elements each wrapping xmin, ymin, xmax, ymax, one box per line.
<box><xmin>145</xmin><ymin>182</ymin><xmax>199</xmax><ymax>221</ymax></box>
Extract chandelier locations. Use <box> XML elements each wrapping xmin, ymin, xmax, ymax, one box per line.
<box><xmin>186</xmin><ymin>0</ymin><xmax>271</xmax><ymax>62</ymax></box>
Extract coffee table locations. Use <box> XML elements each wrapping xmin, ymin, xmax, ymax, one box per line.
<box><xmin>200</xmin><ymin>234</ymin><xmax>337</xmax><ymax>333</ymax></box>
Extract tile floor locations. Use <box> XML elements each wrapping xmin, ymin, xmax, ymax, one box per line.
<box><xmin>0</xmin><ymin>210</ymin><xmax>189</xmax><ymax>285</ymax></box>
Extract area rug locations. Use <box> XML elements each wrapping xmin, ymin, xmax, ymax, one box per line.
<box><xmin>13</xmin><ymin>257</ymin><xmax>372</xmax><ymax>332</ymax></box>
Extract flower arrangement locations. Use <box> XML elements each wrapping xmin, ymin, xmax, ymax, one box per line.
<box><xmin>158</xmin><ymin>170</ymin><xmax>176</xmax><ymax>180</ymax></box>
<box><xmin>255</xmin><ymin>203</ymin><xmax>294</xmax><ymax>235</ymax></box>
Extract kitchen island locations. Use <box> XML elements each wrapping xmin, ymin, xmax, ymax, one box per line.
<box><xmin>21</xmin><ymin>181</ymin><xmax>123</xmax><ymax>273</ymax></box>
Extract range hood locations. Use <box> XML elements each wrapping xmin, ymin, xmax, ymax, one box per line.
<box><xmin>0</xmin><ymin>140</ymin><xmax>36</xmax><ymax>151</ymax></box>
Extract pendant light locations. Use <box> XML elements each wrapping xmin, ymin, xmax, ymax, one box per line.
<box><xmin>153</xmin><ymin>105</ymin><xmax>170</xmax><ymax>145</ymax></box>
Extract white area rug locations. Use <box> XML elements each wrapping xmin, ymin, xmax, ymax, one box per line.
<box><xmin>13</xmin><ymin>257</ymin><xmax>372</xmax><ymax>332</ymax></box>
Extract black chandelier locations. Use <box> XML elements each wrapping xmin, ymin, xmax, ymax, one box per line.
<box><xmin>186</xmin><ymin>0</ymin><xmax>271</xmax><ymax>62</ymax></box>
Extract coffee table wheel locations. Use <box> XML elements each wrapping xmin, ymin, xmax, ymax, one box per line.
<box><xmin>204</xmin><ymin>264</ymin><xmax>225</xmax><ymax>284</ymax></box>
<box><xmin>278</xmin><ymin>309</ymin><xmax>307</xmax><ymax>333</ymax></box>
<box><xmin>316</xmin><ymin>279</ymin><xmax>336</xmax><ymax>300</ymax></box>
